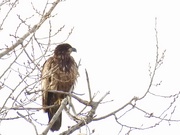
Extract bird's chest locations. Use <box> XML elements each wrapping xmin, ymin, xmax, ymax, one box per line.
<box><xmin>49</xmin><ymin>65</ymin><xmax>77</xmax><ymax>92</ymax></box>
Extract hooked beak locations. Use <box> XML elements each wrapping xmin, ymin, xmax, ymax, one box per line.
<box><xmin>71</xmin><ymin>47</ymin><xmax>77</xmax><ymax>52</ymax></box>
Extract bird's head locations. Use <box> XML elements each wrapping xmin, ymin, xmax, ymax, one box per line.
<box><xmin>54</xmin><ymin>43</ymin><xmax>77</xmax><ymax>57</ymax></box>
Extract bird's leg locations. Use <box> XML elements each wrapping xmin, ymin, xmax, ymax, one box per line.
<box><xmin>57</xmin><ymin>98</ymin><xmax>62</xmax><ymax>105</ymax></box>
<box><xmin>54</xmin><ymin>98</ymin><xmax>62</xmax><ymax>106</ymax></box>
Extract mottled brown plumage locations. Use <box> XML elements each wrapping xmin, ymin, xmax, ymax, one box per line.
<box><xmin>41</xmin><ymin>43</ymin><xmax>78</xmax><ymax>131</ymax></box>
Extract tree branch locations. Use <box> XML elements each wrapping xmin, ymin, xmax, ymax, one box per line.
<box><xmin>0</xmin><ymin>0</ymin><xmax>61</xmax><ymax>58</ymax></box>
<box><xmin>40</xmin><ymin>98</ymin><xmax>68</xmax><ymax>135</ymax></box>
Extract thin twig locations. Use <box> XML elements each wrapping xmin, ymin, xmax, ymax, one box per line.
<box><xmin>0</xmin><ymin>0</ymin><xmax>61</xmax><ymax>58</ymax></box>
<box><xmin>85</xmin><ymin>69</ymin><xmax>92</xmax><ymax>101</ymax></box>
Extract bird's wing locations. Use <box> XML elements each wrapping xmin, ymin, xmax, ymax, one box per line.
<box><xmin>41</xmin><ymin>57</ymin><xmax>53</xmax><ymax>112</ymax></box>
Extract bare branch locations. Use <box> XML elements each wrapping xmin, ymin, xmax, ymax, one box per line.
<box><xmin>0</xmin><ymin>0</ymin><xmax>61</xmax><ymax>58</ymax></box>
<box><xmin>17</xmin><ymin>111</ymin><xmax>38</xmax><ymax>135</ymax></box>
<box><xmin>40</xmin><ymin>98</ymin><xmax>68</xmax><ymax>135</ymax></box>
<box><xmin>85</xmin><ymin>69</ymin><xmax>92</xmax><ymax>101</ymax></box>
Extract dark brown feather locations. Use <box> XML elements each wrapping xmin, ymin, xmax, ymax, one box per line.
<box><xmin>41</xmin><ymin>43</ymin><xmax>78</xmax><ymax>131</ymax></box>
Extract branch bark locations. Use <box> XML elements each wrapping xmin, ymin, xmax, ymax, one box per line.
<box><xmin>0</xmin><ymin>0</ymin><xmax>61</xmax><ymax>58</ymax></box>
<box><xmin>40</xmin><ymin>98</ymin><xmax>68</xmax><ymax>135</ymax></box>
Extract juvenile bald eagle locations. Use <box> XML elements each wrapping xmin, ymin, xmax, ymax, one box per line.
<box><xmin>41</xmin><ymin>43</ymin><xmax>78</xmax><ymax>131</ymax></box>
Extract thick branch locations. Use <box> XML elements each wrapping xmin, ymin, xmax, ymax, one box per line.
<box><xmin>0</xmin><ymin>0</ymin><xmax>61</xmax><ymax>58</ymax></box>
<box><xmin>59</xmin><ymin>92</ymin><xmax>109</xmax><ymax>135</ymax></box>
<box><xmin>40</xmin><ymin>98</ymin><xmax>68</xmax><ymax>135</ymax></box>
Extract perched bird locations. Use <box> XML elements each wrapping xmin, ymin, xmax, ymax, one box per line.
<box><xmin>41</xmin><ymin>43</ymin><xmax>78</xmax><ymax>131</ymax></box>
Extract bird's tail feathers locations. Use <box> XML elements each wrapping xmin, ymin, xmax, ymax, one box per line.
<box><xmin>48</xmin><ymin>109</ymin><xmax>62</xmax><ymax>132</ymax></box>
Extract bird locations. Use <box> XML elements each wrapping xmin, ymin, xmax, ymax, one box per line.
<box><xmin>41</xmin><ymin>43</ymin><xmax>78</xmax><ymax>131</ymax></box>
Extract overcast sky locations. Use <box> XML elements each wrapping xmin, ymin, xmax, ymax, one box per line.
<box><xmin>1</xmin><ymin>0</ymin><xmax>180</xmax><ymax>135</ymax></box>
